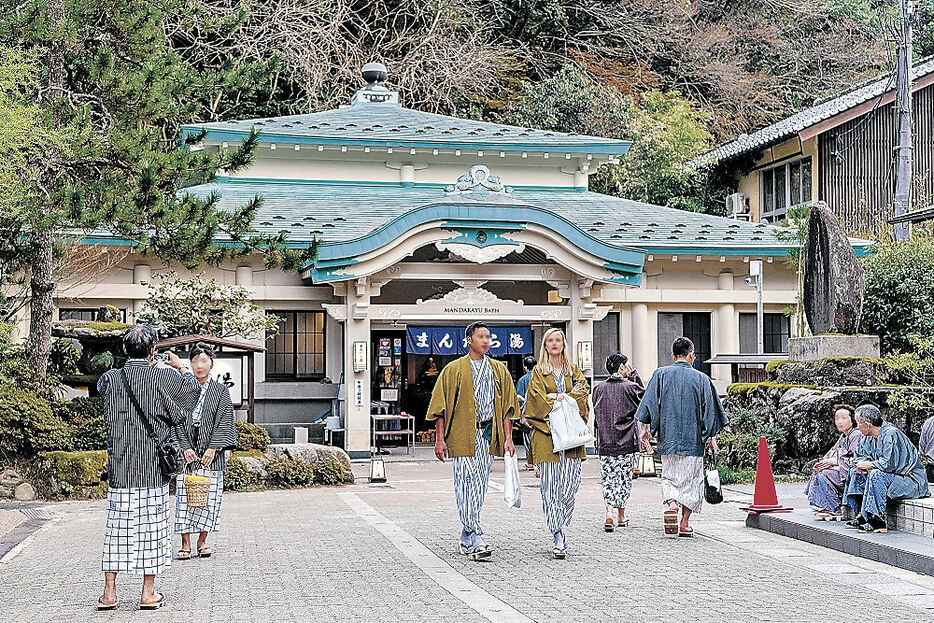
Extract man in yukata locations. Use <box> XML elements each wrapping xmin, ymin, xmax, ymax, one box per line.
<box><xmin>844</xmin><ymin>404</ymin><xmax>930</xmax><ymax>533</ymax></box>
<box><xmin>426</xmin><ymin>321</ymin><xmax>518</xmax><ymax>560</ymax></box>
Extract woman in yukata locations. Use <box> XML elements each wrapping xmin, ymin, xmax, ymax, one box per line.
<box><xmin>173</xmin><ymin>342</ymin><xmax>237</xmax><ymax>559</ymax></box>
<box><xmin>805</xmin><ymin>403</ymin><xmax>862</xmax><ymax>520</ymax></box>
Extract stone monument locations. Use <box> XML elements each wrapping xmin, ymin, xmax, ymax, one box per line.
<box><xmin>788</xmin><ymin>201</ymin><xmax>880</xmax><ymax>361</ymax></box>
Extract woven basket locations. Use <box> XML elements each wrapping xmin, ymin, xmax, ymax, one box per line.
<box><xmin>184</xmin><ymin>475</ymin><xmax>211</xmax><ymax>508</ymax></box>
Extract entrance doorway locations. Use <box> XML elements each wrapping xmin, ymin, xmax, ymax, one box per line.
<box><xmin>657</xmin><ymin>312</ymin><xmax>712</xmax><ymax>374</ymax></box>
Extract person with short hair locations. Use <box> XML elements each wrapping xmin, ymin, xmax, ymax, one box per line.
<box><xmin>523</xmin><ymin>327</ymin><xmax>590</xmax><ymax>559</ymax></box>
<box><xmin>843</xmin><ymin>404</ymin><xmax>930</xmax><ymax>533</ymax></box>
<box><xmin>516</xmin><ymin>355</ymin><xmax>537</xmax><ymax>471</ymax></box>
<box><xmin>173</xmin><ymin>342</ymin><xmax>238</xmax><ymax>560</ymax></box>
<box><xmin>97</xmin><ymin>324</ymin><xmax>200</xmax><ymax>611</ymax></box>
<box><xmin>593</xmin><ymin>352</ymin><xmax>645</xmax><ymax>531</ymax></box>
<box><xmin>427</xmin><ymin>321</ymin><xmax>518</xmax><ymax>560</ymax></box>
<box><xmin>805</xmin><ymin>404</ymin><xmax>863</xmax><ymax>520</ymax></box>
<box><xmin>635</xmin><ymin>336</ymin><xmax>728</xmax><ymax>537</ymax></box>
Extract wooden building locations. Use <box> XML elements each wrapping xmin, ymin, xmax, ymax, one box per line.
<box><xmin>695</xmin><ymin>57</ymin><xmax>934</xmax><ymax>235</ymax></box>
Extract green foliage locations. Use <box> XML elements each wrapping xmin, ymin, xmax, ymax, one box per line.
<box><xmin>882</xmin><ymin>335</ymin><xmax>934</xmax><ymax>414</ymax></box>
<box><xmin>860</xmin><ymin>236</ymin><xmax>934</xmax><ymax>354</ymax></box>
<box><xmin>600</xmin><ymin>90</ymin><xmax>713</xmax><ymax>212</ymax></box>
<box><xmin>48</xmin><ymin>339</ymin><xmax>80</xmax><ymax>376</ymax></box>
<box><xmin>235</xmin><ymin>420</ymin><xmax>269</xmax><ymax>452</ymax></box>
<box><xmin>502</xmin><ymin>65</ymin><xmax>629</xmax><ymax>140</ymax></box>
<box><xmin>0</xmin><ymin>387</ymin><xmax>70</xmax><ymax>459</ymax></box>
<box><xmin>716</xmin><ymin>466</ymin><xmax>756</xmax><ymax>486</ymax></box>
<box><xmin>53</xmin><ymin>397</ymin><xmax>106</xmax><ymax>451</ymax></box>
<box><xmin>223</xmin><ymin>457</ymin><xmax>255</xmax><ymax>492</ymax></box>
<box><xmin>765</xmin><ymin>360</ymin><xmax>789</xmax><ymax>375</ymax></box>
<box><xmin>137</xmin><ymin>271</ymin><xmax>279</xmax><ymax>339</ymax></box>
<box><xmin>312</xmin><ymin>456</ymin><xmax>354</xmax><ymax>486</ymax></box>
<box><xmin>718</xmin><ymin>408</ymin><xmax>786</xmax><ymax>470</ymax></box>
<box><xmin>502</xmin><ymin>66</ymin><xmax>712</xmax><ymax>211</ymax></box>
<box><xmin>265</xmin><ymin>457</ymin><xmax>314</xmax><ymax>488</ymax></box>
<box><xmin>34</xmin><ymin>450</ymin><xmax>108</xmax><ymax>499</ymax></box>
<box><xmin>914</xmin><ymin>0</ymin><xmax>934</xmax><ymax>58</ymax></box>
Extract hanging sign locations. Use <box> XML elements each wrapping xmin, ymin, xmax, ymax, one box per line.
<box><xmin>406</xmin><ymin>326</ymin><xmax>533</xmax><ymax>356</ymax></box>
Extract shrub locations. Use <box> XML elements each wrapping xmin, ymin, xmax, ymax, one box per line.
<box><xmin>265</xmin><ymin>457</ymin><xmax>314</xmax><ymax>488</ymax></box>
<box><xmin>34</xmin><ymin>450</ymin><xmax>108</xmax><ymax>499</ymax></box>
<box><xmin>717</xmin><ymin>466</ymin><xmax>756</xmax><ymax>486</ymax></box>
<box><xmin>235</xmin><ymin>420</ymin><xmax>269</xmax><ymax>452</ymax></box>
<box><xmin>312</xmin><ymin>456</ymin><xmax>354</xmax><ymax>486</ymax></box>
<box><xmin>53</xmin><ymin>397</ymin><xmax>107</xmax><ymax>451</ymax></box>
<box><xmin>861</xmin><ymin>235</ymin><xmax>934</xmax><ymax>354</ymax></box>
<box><xmin>224</xmin><ymin>457</ymin><xmax>255</xmax><ymax>492</ymax></box>
<box><xmin>718</xmin><ymin>408</ymin><xmax>786</xmax><ymax>470</ymax></box>
<box><xmin>48</xmin><ymin>339</ymin><xmax>81</xmax><ymax>376</ymax></box>
<box><xmin>0</xmin><ymin>387</ymin><xmax>70</xmax><ymax>459</ymax></box>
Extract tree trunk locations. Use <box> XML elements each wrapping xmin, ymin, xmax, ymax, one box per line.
<box><xmin>26</xmin><ymin>230</ymin><xmax>55</xmax><ymax>378</ymax></box>
<box><xmin>26</xmin><ymin>0</ymin><xmax>65</xmax><ymax>379</ymax></box>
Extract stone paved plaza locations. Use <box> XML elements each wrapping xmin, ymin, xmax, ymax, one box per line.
<box><xmin>2</xmin><ymin>456</ymin><xmax>933</xmax><ymax>622</ymax></box>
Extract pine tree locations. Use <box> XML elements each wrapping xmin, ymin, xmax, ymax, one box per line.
<box><xmin>0</xmin><ymin>0</ymin><xmax>314</xmax><ymax>378</ymax></box>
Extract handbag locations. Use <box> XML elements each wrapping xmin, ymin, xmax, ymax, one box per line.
<box><xmin>704</xmin><ymin>452</ymin><xmax>723</xmax><ymax>505</ymax></box>
<box><xmin>636</xmin><ymin>439</ymin><xmax>658</xmax><ymax>477</ymax></box>
<box><xmin>549</xmin><ymin>396</ymin><xmax>595</xmax><ymax>453</ymax></box>
<box><xmin>120</xmin><ymin>368</ymin><xmax>184</xmax><ymax>479</ymax></box>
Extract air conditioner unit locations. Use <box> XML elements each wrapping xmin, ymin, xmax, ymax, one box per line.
<box><xmin>725</xmin><ymin>193</ymin><xmax>750</xmax><ymax>220</ymax></box>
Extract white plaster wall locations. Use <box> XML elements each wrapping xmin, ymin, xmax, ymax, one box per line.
<box><xmin>221</xmin><ymin>146</ymin><xmax>591</xmax><ymax>189</ymax></box>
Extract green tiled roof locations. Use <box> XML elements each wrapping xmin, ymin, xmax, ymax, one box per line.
<box><xmin>178</xmin><ymin>177</ymin><xmax>829</xmax><ymax>258</ymax></box>
<box><xmin>181</xmin><ymin>101</ymin><xmax>632</xmax><ymax>156</ymax></box>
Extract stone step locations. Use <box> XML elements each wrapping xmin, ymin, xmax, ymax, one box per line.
<box><xmin>747</xmin><ymin>508</ymin><xmax>934</xmax><ymax>576</ymax></box>
<box><xmin>858</xmin><ymin>497</ymin><xmax>934</xmax><ymax>538</ymax></box>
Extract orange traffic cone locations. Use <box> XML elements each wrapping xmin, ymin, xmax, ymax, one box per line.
<box><xmin>740</xmin><ymin>436</ymin><xmax>792</xmax><ymax>514</ymax></box>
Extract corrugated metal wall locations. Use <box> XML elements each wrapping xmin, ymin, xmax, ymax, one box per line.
<box><xmin>818</xmin><ymin>84</ymin><xmax>934</xmax><ymax>235</ymax></box>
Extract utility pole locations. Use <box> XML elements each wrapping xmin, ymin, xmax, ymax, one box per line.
<box><xmin>893</xmin><ymin>0</ymin><xmax>914</xmax><ymax>241</ymax></box>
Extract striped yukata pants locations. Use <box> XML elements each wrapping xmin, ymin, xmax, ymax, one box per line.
<box><xmin>660</xmin><ymin>454</ymin><xmax>705</xmax><ymax>513</ymax></box>
<box><xmin>451</xmin><ymin>428</ymin><xmax>493</xmax><ymax>534</ymax></box>
<box><xmin>539</xmin><ymin>453</ymin><xmax>582</xmax><ymax>535</ymax></box>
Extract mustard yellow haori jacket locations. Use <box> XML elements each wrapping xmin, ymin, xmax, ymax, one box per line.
<box><xmin>524</xmin><ymin>362</ymin><xmax>590</xmax><ymax>464</ymax></box>
<box><xmin>426</xmin><ymin>355</ymin><xmax>518</xmax><ymax>458</ymax></box>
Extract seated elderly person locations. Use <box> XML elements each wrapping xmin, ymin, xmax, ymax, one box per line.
<box><xmin>919</xmin><ymin>415</ymin><xmax>934</xmax><ymax>483</ymax></box>
<box><xmin>805</xmin><ymin>404</ymin><xmax>862</xmax><ymax>520</ymax></box>
<box><xmin>843</xmin><ymin>404</ymin><xmax>930</xmax><ymax>534</ymax></box>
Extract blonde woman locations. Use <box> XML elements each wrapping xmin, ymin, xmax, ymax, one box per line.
<box><xmin>524</xmin><ymin>327</ymin><xmax>590</xmax><ymax>559</ymax></box>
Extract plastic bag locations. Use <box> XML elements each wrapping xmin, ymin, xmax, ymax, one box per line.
<box><xmin>549</xmin><ymin>396</ymin><xmax>595</xmax><ymax>453</ymax></box>
<box><xmin>503</xmin><ymin>452</ymin><xmax>521</xmax><ymax>508</ymax></box>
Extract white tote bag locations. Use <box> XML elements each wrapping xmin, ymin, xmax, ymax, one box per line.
<box><xmin>503</xmin><ymin>452</ymin><xmax>521</xmax><ymax>508</ymax></box>
<box><xmin>549</xmin><ymin>395</ymin><xmax>595</xmax><ymax>453</ymax></box>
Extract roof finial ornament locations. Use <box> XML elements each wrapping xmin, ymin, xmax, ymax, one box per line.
<box><xmin>351</xmin><ymin>62</ymin><xmax>398</xmax><ymax>106</ymax></box>
<box><xmin>361</xmin><ymin>62</ymin><xmax>388</xmax><ymax>86</ymax></box>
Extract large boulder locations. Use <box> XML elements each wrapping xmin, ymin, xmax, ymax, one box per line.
<box><xmin>13</xmin><ymin>482</ymin><xmax>36</xmax><ymax>501</ymax></box>
<box><xmin>266</xmin><ymin>443</ymin><xmax>353</xmax><ymax>471</ymax></box>
<box><xmin>803</xmin><ymin>201</ymin><xmax>864</xmax><ymax>335</ymax></box>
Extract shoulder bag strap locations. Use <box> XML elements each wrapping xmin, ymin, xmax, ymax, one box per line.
<box><xmin>120</xmin><ymin>368</ymin><xmax>161</xmax><ymax>445</ymax></box>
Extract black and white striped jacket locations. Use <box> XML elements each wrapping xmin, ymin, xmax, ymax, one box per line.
<box><xmin>172</xmin><ymin>378</ymin><xmax>238</xmax><ymax>472</ymax></box>
<box><xmin>98</xmin><ymin>360</ymin><xmax>201</xmax><ymax>488</ymax></box>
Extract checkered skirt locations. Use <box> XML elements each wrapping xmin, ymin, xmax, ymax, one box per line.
<box><xmin>174</xmin><ymin>468</ymin><xmax>224</xmax><ymax>534</ymax></box>
<box><xmin>101</xmin><ymin>485</ymin><xmax>172</xmax><ymax>576</ymax></box>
